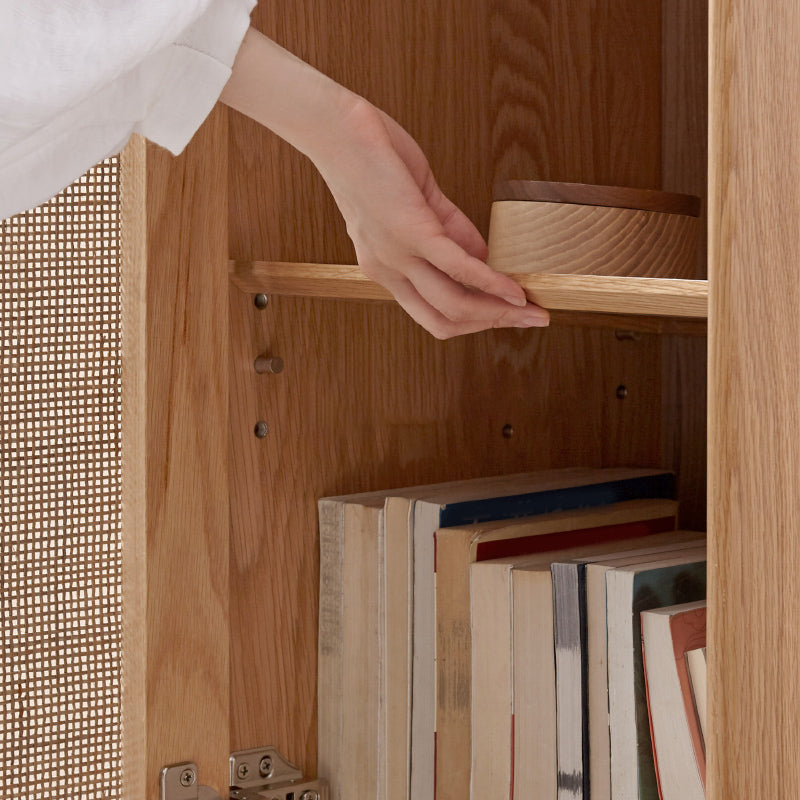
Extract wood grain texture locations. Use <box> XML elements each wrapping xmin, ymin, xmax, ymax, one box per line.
<box><xmin>660</xmin><ymin>0</ymin><xmax>708</xmax><ymax>533</ymax></box>
<box><xmin>495</xmin><ymin>181</ymin><xmax>701</xmax><ymax>216</ymax></box>
<box><xmin>708</xmin><ymin>0</ymin><xmax>800</xmax><ymax>797</ymax></box>
<box><xmin>145</xmin><ymin>111</ymin><xmax>230</xmax><ymax>799</ymax></box>
<box><xmin>230</xmin><ymin>261</ymin><xmax>708</xmax><ymax>336</ymax></box>
<box><xmin>521</xmin><ymin>275</ymin><xmax>706</xmax><ymax>319</ymax></box>
<box><xmin>230</xmin><ymin>260</ymin><xmax>393</xmax><ymax>301</ymax></box>
<box><xmin>120</xmin><ymin>136</ymin><xmax>147</xmax><ymax>800</ymax></box>
<box><xmin>231</xmin><ymin>261</ymin><xmax>707</xmax><ymax>319</ymax></box>
<box><xmin>231</xmin><ymin>0</ymin><xmax>664</xmax><ymax>262</ymax></box>
<box><xmin>660</xmin><ymin>334</ymin><xmax>707</xmax><ymax>531</ymax></box>
<box><xmin>662</xmin><ymin>0</ymin><xmax>708</xmax><ymax>280</ymax></box>
<box><xmin>227</xmin><ymin>281</ymin><xmax>665</xmax><ymax>776</ymax></box>
<box><xmin>488</xmin><ymin>201</ymin><xmax>699</xmax><ymax>279</ymax></box>
<box><xmin>230</xmin><ymin>0</ymin><xmax>493</xmax><ymax>262</ymax></box>
<box><xmin>228</xmin><ymin>1</ymin><xmax>668</xmax><ymax>793</ymax></box>
<box><xmin>489</xmin><ymin>0</ymin><xmax>661</xmax><ymax>190</ymax></box>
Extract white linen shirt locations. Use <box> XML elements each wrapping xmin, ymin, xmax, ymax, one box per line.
<box><xmin>0</xmin><ymin>0</ymin><xmax>255</xmax><ymax>219</ymax></box>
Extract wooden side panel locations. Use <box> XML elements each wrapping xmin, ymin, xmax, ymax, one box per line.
<box><xmin>662</xmin><ymin>0</ymin><xmax>708</xmax><ymax>280</ymax></box>
<box><xmin>145</xmin><ymin>111</ymin><xmax>231</xmax><ymax>798</ymax></box>
<box><xmin>661</xmin><ymin>0</ymin><xmax>708</xmax><ymax>531</ymax></box>
<box><xmin>228</xmin><ymin>0</ymin><xmax>666</xmax><ymax>777</ymax></box>
<box><xmin>709</xmin><ymin>0</ymin><xmax>800</xmax><ymax>796</ymax></box>
<box><xmin>660</xmin><ymin>333</ymin><xmax>707</xmax><ymax>530</ymax></box>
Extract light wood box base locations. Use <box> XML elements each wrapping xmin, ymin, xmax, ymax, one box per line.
<box><xmin>488</xmin><ymin>181</ymin><xmax>700</xmax><ymax>280</ymax></box>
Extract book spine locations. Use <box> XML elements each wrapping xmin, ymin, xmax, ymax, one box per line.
<box><xmin>606</xmin><ymin>571</ymin><xmax>637</xmax><ymax>800</ymax></box>
<box><xmin>318</xmin><ymin>499</ymin><xmax>345</xmax><ymax>800</ymax></box>
<box><xmin>440</xmin><ymin>473</ymin><xmax>675</xmax><ymax>527</ymax></box>
<box><xmin>383</xmin><ymin>496</ymin><xmax>413</xmax><ymax>800</ymax></box>
<box><xmin>470</xmin><ymin>562</ymin><xmax>513</xmax><ymax>800</ymax></box>
<box><xmin>411</xmin><ymin>501</ymin><xmax>436</xmax><ymax>800</ymax></box>
<box><xmin>552</xmin><ymin>562</ymin><xmax>585</xmax><ymax>800</ymax></box>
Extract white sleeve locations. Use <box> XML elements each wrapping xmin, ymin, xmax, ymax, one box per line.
<box><xmin>0</xmin><ymin>0</ymin><xmax>256</xmax><ymax>220</ymax></box>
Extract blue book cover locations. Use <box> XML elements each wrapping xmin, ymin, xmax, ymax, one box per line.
<box><xmin>437</xmin><ymin>472</ymin><xmax>675</xmax><ymax>527</ymax></box>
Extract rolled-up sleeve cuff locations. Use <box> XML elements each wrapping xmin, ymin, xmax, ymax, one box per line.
<box><xmin>136</xmin><ymin>0</ymin><xmax>256</xmax><ymax>154</ymax></box>
<box><xmin>0</xmin><ymin>0</ymin><xmax>255</xmax><ymax>219</ymax></box>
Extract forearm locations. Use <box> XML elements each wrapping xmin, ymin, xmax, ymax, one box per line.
<box><xmin>219</xmin><ymin>26</ymin><xmax>360</xmax><ymax>165</ymax></box>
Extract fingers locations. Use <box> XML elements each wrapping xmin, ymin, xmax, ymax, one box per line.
<box><xmin>423</xmin><ymin>182</ymin><xmax>489</xmax><ymax>262</ymax></box>
<box><xmin>378</xmin><ymin>260</ymin><xmax>550</xmax><ymax>339</ymax></box>
<box><xmin>416</xmin><ymin>233</ymin><xmax>529</xmax><ymax>308</ymax></box>
<box><xmin>386</xmin><ymin>277</ymin><xmax>511</xmax><ymax>339</ymax></box>
<box><xmin>406</xmin><ymin>257</ymin><xmax>548</xmax><ymax>325</ymax></box>
<box><xmin>413</xmin><ymin>178</ymin><xmax>527</xmax><ymax>307</ymax></box>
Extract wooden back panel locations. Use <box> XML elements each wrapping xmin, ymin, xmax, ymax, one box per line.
<box><xmin>227</xmin><ymin>0</ymin><xmax>671</xmax><ymax>776</ymax></box>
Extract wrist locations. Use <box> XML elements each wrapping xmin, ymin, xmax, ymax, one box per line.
<box><xmin>302</xmin><ymin>95</ymin><xmax>387</xmax><ymax>175</ymax></box>
<box><xmin>221</xmin><ymin>27</ymin><xmax>368</xmax><ymax>165</ymax></box>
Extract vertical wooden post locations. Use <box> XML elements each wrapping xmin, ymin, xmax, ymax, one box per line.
<box><xmin>709</xmin><ymin>0</ymin><xmax>800</xmax><ymax>796</ymax></box>
<box><xmin>121</xmin><ymin>136</ymin><xmax>147</xmax><ymax>800</ymax></box>
<box><xmin>141</xmin><ymin>108</ymin><xmax>231</xmax><ymax>799</ymax></box>
<box><xmin>660</xmin><ymin>0</ymin><xmax>708</xmax><ymax>532</ymax></box>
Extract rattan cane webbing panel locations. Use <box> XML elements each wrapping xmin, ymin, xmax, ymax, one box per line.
<box><xmin>1</xmin><ymin>159</ymin><xmax>122</xmax><ymax>799</ymax></box>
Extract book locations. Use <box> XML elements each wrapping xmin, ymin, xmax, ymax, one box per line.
<box><xmin>435</xmin><ymin>498</ymin><xmax>678</xmax><ymax>800</ymax></box>
<box><xmin>641</xmin><ymin>601</ymin><xmax>706</xmax><ymax>800</ymax></box>
<box><xmin>398</xmin><ymin>467</ymin><xmax>675</xmax><ymax>800</ymax></box>
<box><xmin>685</xmin><ymin>646</ymin><xmax>707</xmax><ymax>750</ymax></box>
<box><xmin>550</xmin><ymin>536</ymin><xmax>705</xmax><ymax>800</ymax></box>
<box><xmin>584</xmin><ymin>548</ymin><xmax>701</xmax><ymax>800</ymax></box>
<box><xmin>606</xmin><ymin>550</ymin><xmax>707</xmax><ymax>800</ymax></box>
<box><xmin>511</xmin><ymin>561</ymin><xmax>558</xmax><ymax>800</ymax></box>
<box><xmin>384</xmin><ymin>494</ymin><xmax>414</xmax><ymax>800</ymax></box>
<box><xmin>318</xmin><ymin>493</ymin><xmax>385</xmax><ymax>800</ymax></box>
<box><xmin>469</xmin><ymin>528</ymin><xmax>697</xmax><ymax>800</ymax></box>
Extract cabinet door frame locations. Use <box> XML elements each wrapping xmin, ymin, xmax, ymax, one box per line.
<box><xmin>122</xmin><ymin>110</ymin><xmax>232</xmax><ymax>800</ymax></box>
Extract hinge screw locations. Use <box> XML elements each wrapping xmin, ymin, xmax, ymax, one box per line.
<box><xmin>179</xmin><ymin>768</ymin><xmax>196</xmax><ymax>787</ymax></box>
<box><xmin>237</xmin><ymin>763</ymin><xmax>250</xmax><ymax>781</ymax></box>
<box><xmin>299</xmin><ymin>792</ymin><xmax>320</xmax><ymax>800</ymax></box>
<box><xmin>259</xmin><ymin>756</ymin><xmax>273</xmax><ymax>777</ymax></box>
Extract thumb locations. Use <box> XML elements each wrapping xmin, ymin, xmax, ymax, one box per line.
<box><xmin>424</xmin><ymin>181</ymin><xmax>489</xmax><ymax>261</ymax></box>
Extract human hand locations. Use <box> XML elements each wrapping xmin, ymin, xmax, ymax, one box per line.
<box><xmin>221</xmin><ymin>28</ymin><xmax>549</xmax><ymax>338</ymax></box>
<box><xmin>310</xmin><ymin>100</ymin><xmax>550</xmax><ymax>338</ymax></box>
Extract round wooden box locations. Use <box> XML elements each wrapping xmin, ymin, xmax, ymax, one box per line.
<box><xmin>487</xmin><ymin>181</ymin><xmax>701</xmax><ymax>279</ymax></box>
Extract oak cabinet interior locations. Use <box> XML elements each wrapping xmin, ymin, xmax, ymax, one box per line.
<box><xmin>137</xmin><ymin>2</ymin><xmax>713</xmax><ymax>798</ymax></box>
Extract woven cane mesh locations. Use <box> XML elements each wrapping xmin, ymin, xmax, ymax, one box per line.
<box><xmin>1</xmin><ymin>159</ymin><xmax>122</xmax><ymax>799</ymax></box>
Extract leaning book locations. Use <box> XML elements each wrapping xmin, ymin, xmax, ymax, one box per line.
<box><xmin>606</xmin><ymin>549</ymin><xmax>707</xmax><ymax>800</ymax></box>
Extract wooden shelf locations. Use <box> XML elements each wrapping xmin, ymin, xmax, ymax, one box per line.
<box><xmin>229</xmin><ymin>260</ymin><xmax>708</xmax><ymax>319</ymax></box>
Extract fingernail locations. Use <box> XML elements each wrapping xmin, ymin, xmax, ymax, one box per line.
<box><xmin>520</xmin><ymin>314</ymin><xmax>550</xmax><ymax>328</ymax></box>
<box><xmin>503</xmin><ymin>294</ymin><xmax>528</xmax><ymax>307</ymax></box>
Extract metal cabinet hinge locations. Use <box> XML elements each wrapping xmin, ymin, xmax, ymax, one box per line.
<box><xmin>161</xmin><ymin>746</ymin><xmax>328</xmax><ymax>800</ymax></box>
